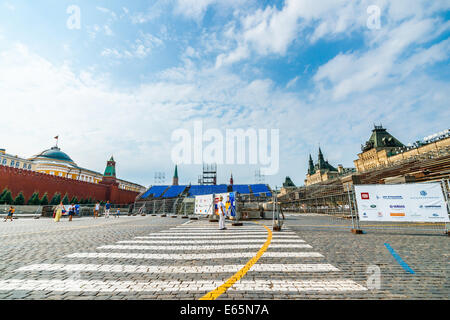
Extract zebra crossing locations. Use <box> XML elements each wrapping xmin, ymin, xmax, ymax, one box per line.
<box><xmin>0</xmin><ymin>220</ymin><xmax>367</xmax><ymax>298</ymax></box>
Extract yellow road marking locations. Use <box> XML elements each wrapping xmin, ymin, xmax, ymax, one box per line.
<box><xmin>199</xmin><ymin>222</ymin><xmax>272</xmax><ymax>300</ymax></box>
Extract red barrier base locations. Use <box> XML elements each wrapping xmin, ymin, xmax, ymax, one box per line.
<box><xmin>181</xmin><ymin>216</ymin><xmax>189</xmax><ymax>219</ymax></box>
<box><xmin>209</xmin><ymin>219</ymin><xmax>218</xmax><ymax>222</ymax></box>
<box><xmin>160</xmin><ymin>214</ymin><xmax>167</xmax><ymax>217</ymax></box>
<box><xmin>232</xmin><ymin>222</ymin><xmax>243</xmax><ymax>226</ymax></box>
<box><xmin>351</xmin><ymin>229</ymin><xmax>364</xmax><ymax>234</ymax></box>
<box><xmin>273</xmin><ymin>226</ymin><xmax>282</xmax><ymax>231</ymax></box>
<box><xmin>171</xmin><ymin>215</ymin><xmax>177</xmax><ymax>218</ymax></box>
<box><xmin>189</xmin><ymin>217</ymin><xmax>198</xmax><ymax>220</ymax></box>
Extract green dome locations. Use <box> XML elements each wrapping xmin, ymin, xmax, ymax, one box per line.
<box><xmin>39</xmin><ymin>147</ymin><xmax>74</xmax><ymax>163</ymax></box>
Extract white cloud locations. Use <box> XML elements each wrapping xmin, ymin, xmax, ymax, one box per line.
<box><xmin>96</xmin><ymin>6</ymin><xmax>117</xmax><ymax>20</ymax></box>
<box><xmin>102</xmin><ymin>31</ymin><xmax>163</xmax><ymax>59</ymax></box>
<box><xmin>214</xmin><ymin>0</ymin><xmax>367</xmax><ymax>67</ymax></box>
<box><xmin>3</xmin><ymin>1</ymin><xmax>14</xmax><ymax>11</ymax></box>
<box><xmin>174</xmin><ymin>0</ymin><xmax>250</xmax><ymax>21</ymax></box>
<box><xmin>104</xmin><ymin>25</ymin><xmax>114</xmax><ymax>36</ymax></box>
<box><xmin>314</xmin><ymin>17</ymin><xmax>449</xmax><ymax>100</ymax></box>
<box><xmin>286</xmin><ymin>76</ymin><xmax>299</xmax><ymax>89</ymax></box>
<box><xmin>212</xmin><ymin>0</ymin><xmax>450</xmax><ymax>69</ymax></box>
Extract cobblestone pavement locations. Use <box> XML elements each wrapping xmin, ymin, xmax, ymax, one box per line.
<box><xmin>0</xmin><ymin>214</ymin><xmax>448</xmax><ymax>300</ymax></box>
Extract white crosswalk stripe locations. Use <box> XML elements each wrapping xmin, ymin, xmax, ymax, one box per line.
<box><xmin>135</xmin><ymin>235</ymin><xmax>300</xmax><ymax>239</ymax></box>
<box><xmin>155</xmin><ymin>231</ymin><xmax>290</xmax><ymax>235</ymax></box>
<box><xmin>0</xmin><ymin>279</ymin><xmax>366</xmax><ymax>292</ymax></box>
<box><xmin>117</xmin><ymin>239</ymin><xmax>306</xmax><ymax>244</ymax></box>
<box><xmin>66</xmin><ymin>252</ymin><xmax>324</xmax><ymax>259</ymax></box>
<box><xmin>16</xmin><ymin>263</ymin><xmax>340</xmax><ymax>273</ymax></box>
<box><xmin>97</xmin><ymin>244</ymin><xmax>313</xmax><ymax>250</ymax></box>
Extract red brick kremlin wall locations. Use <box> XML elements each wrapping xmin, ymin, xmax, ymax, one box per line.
<box><xmin>0</xmin><ymin>166</ymin><xmax>139</xmax><ymax>204</ymax></box>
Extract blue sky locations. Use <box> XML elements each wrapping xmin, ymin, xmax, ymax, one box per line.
<box><xmin>0</xmin><ymin>0</ymin><xmax>449</xmax><ymax>188</ymax></box>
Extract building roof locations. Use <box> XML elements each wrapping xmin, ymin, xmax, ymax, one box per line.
<box><xmin>34</xmin><ymin>147</ymin><xmax>76</xmax><ymax>164</ymax></box>
<box><xmin>104</xmin><ymin>155</ymin><xmax>116</xmax><ymax>177</ymax></box>
<box><xmin>283</xmin><ymin>176</ymin><xmax>296</xmax><ymax>188</ymax></box>
<box><xmin>362</xmin><ymin>125</ymin><xmax>404</xmax><ymax>152</ymax></box>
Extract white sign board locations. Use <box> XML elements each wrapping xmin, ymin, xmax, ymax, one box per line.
<box><xmin>194</xmin><ymin>194</ymin><xmax>214</xmax><ymax>215</ymax></box>
<box><xmin>354</xmin><ymin>183</ymin><xmax>449</xmax><ymax>222</ymax></box>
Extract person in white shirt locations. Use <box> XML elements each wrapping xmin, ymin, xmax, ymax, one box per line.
<box><xmin>218</xmin><ymin>196</ymin><xmax>227</xmax><ymax>230</ymax></box>
<box><xmin>94</xmin><ymin>202</ymin><xmax>100</xmax><ymax>219</ymax></box>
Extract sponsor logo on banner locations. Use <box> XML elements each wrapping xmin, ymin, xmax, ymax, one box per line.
<box><xmin>382</xmin><ymin>195</ymin><xmax>403</xmax><ymax>200</ymax></box>
<box><xmin>389</xmin><ymin>212</ymin><xmax>405</xmax><ymax>217</ymax></box>
<box><xmin>362</xmin><ymin>212</ymin><xmax>368</xmax><ymax>218</ymax></box>
<box><xmin>389</xmin><ymin>205</ymin><xmax>405</xmax><ymax>209</ymax></box>
<box><xmin>361</xmin><ymin>193</ymin><xmax>370</xmax><ymax>200</ymax></box>
<box><xmin>420</xmin><ymin>190</ymin><xmax>427</xmax><ymax>196</ymax></box>
<box><xmin>419</xmin><ymin>205</ymin><xmax>442</xmax><ymax>209</ymax></box>
<box><xmin>370</xmin><ymin>204</ymin><xmax>377</xmax><ymax>208</ymax></box>
<box><xmin>377</xmin><ymin>212</ymin><xmax>383</xmax><ymax>217</ymax></box>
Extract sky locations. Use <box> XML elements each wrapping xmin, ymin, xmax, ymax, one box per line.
<box><xmin>0</xmin><ymin>0</ymin><xmax>449</xmax><ymax>189</ymax></box>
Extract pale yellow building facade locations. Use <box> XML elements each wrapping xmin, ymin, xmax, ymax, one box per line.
<box><xmin>354</xmin><ymin>127</ymin><xmax>450</xmax><ymax>173</ymax></box>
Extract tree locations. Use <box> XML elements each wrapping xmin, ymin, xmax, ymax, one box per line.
<box><xmin>87</xmin><ymin>197</ymin><xmax>93</xmax><ymax>204</ymax></box>
<box><xmin>1</xmin><ymin>190</ymin><xmax>13</xmax><ymax>205</ymax></box>
<box><xmin>40</xmin><ymin>193</ymin><xmax>49</xmax><ymax>205</ymax></box>
<box><xmin>27</xmin><ymin>192</ymin><xmax>40</xmax><ymax>205</ymax></box>
<box><xmin>13</xmin><ymin>192</ymin><xmax>25</xmax><ymax>205</ymax></box>
<box><xmin>70</xmin><ymin>196</ymin><xmax>79</xmax><ymax>204</ymax></box>
<box><xmin>62</xmin><ymin>193</ymin><xmax>70</xmax><ymax>205</ymax></box>
<box><xmin>50</xmin><ymin>192</ymin><xmax>61</xmax><ymax>205</ymax></box>
<box><xmin>0</xmin><ymin>188</ymin><xmax>8</xmax><ymax>201</ymax></box>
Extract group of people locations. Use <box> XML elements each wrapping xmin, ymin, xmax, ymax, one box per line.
<box><xmin>53</xmin><ymin>202</ymin><xmax>80</xmax><ymax>222</ymax></box>
<box><xmin>53</xmin><ymin>200</ymin><xmax>120</xmax><ymax>222</ymax></box>
<box><xmin>93</xmin><ymin>201</ymin><xmax>120</xmax><ymax>219</ymax></box>
<box><xmin>3</xmin><ymin>201</ymin><xmax>122</xmax><ymax>223</ymax></box>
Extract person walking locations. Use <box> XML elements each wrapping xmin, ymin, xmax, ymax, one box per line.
<box><xmin>218</xmin><ymin>196</ymin><xmax>227</xmax><ymax>230</ymax></box>
<box><xmin>114</xmin><ymin>207</ymin><xmax>120</xmax><ymax>218</ymax></box>
<box><xmin>104</xmin><ymin>201</ymin><xmax>111</xmax><ymax>218</ymax></box>
<box><xmin>54</xmin><ymin>202</ymin><xmax>65</xmax><ymax>222</ymax></box>
<box><xmin>4</xmin><ymin>206</ymin><xmax>15</xmax><ymax>222</ymax></box>
<box><xmin>68</xmin><ymin>204</ymin><xmax>75</xmax><ymax>222</ymax></box>
<box><xmin>94</xmin><ymin>202</ymin><xmax>100</xmax><ymax>219</ymax></box>
<box><xmin>75</xmin><ymin>203</ymin><xmax>80</xmax><ymax>217</ymax></box>
<box><xmin>128</xmin><ymin>203</ymin><xmax>134</xmax><ymax>216</ymax></box>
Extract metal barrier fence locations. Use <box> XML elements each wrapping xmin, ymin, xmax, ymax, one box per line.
<box><xmin>133</xmin><ymin>197</ymin><xmax>188</xmax><ymax>216</ymax></box>
<box><xmin>134</xmin><ymin>192</ymin><xmax>279</xmax><ymax>221</ymax></box>
<box><xmin>279</xmin><ymin>180</ymin><xmax>450</xmax><ymax>235</ymax></box>
<box><xmin>1</xmin><ymin>204</ymin><xmax>42</xmax><ymax>218</ymax></box>
<box><xmin>1</xmin><ymin>203</ymin><xmax>135</xmax><ymax>218</ymax></box>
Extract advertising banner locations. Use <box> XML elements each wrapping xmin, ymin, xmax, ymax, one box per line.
<box><xmin>354</xmin><ymin>183</ymin><xmax>449</xmax><ymax>222</ymax></box>
<box><xmin>194</xmin><ymin>194</ymin><xmax>214</xmax><ymax>215</ymax></box>
<box><xmin>194</xmin><ymin>192</ymin><xmax>237</xmax><ymax>216</ymax></box>
<box><xmin>214</xmin><ymin>192</ymin><xmax>236</xmax><ymax>217</ymax></box>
